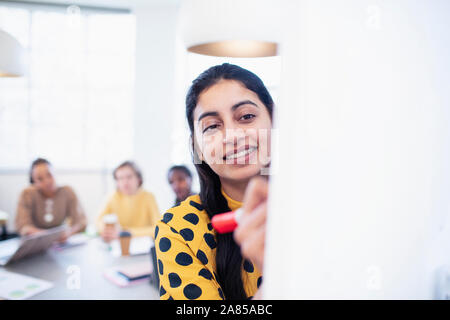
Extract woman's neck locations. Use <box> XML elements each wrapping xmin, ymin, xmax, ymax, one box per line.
<box><xmin>38</xmin><ymin>186</ymin><xmax>57</xmax><ymax>198</ymax></box>
<box><xmin>220</xmin><ymin>178</ymin><xmax>249</xmax><ymax>202</ymax></box>
<box><xmin>120</xmin><ymin>187</ymin><xmax>141</xmax><ymax>196</ymax></box>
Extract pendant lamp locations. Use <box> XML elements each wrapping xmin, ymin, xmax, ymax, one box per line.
<box><xmin>0</xmin><ymin>29</ymin><xmax>26</xmax><ymax>77</ymax></box>
<box><xmin>179</xmin><ymin>0</ymin><xmax>281</xmax><ymax>57</ymax></box>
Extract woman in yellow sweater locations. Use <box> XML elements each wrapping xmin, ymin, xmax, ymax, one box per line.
<box><xmin>97</xmin><ymin>161</ymin><xmax>160</xmax><ymax>240</ymax></box>
<box><xmin>155</xmin><ymin>63</ymin><xmax>272</xmax><ymax>300</ymax></box>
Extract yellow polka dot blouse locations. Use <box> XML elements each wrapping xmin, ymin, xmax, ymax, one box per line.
<box><xmin>154</xmin><ymin>188</ymin><xmax>262</xmax><ymax>300</ymax></box>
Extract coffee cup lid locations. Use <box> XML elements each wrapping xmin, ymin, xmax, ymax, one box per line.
<box><xmin>119</xmin><ymin>230</ymin><xmax>132</xmax><ymax>237</ymax></box>
<box><xmin>103</xmin><ymin>213</ymin><xmax>118</xmax><ymax>224</ymax></box>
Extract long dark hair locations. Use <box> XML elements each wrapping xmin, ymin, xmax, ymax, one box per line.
<box><xmin>186</xmin><ymin>63</ymin><xmax>273</xmax><ymax>299</ymax></box>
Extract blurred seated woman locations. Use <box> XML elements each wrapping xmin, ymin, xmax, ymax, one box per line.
<box><xmin>96</xmin><ymin>161</ymin><xmax>160</xmax><ymax>241</ymax></box>
<box><xmin>167</xmin><ymin>165</ymin><xmax>194</xmax><ymax>206</ymax></box>
<box><xmin>15</xmin><ymin>158</ymin><xmax>87</xmax><ymax>242</ymax></box>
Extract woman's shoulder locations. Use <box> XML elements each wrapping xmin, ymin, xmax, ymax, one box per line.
<box><xmin>19</xmin><ymin>185</ymin><xmax>39</xmax><ymax>199</ymax></box>
<box><xmin>156</xmin><ymin>194</ymin><xmax>214</xmax><ymax>248</ymax></box>
<box><xmin>57</xmin><ymin>185</ymin><xmax>78</xmax><ymax>198</ymax></box>
<box><xmin>137</xmin><ymin>189</ymin><xmax>157</xmax><ymax>200</ymax></box>
<box><xmin>172</xmin><ymin>194</ymin><xmax>204</xmax><ymax>211</ymax></box>
<box><xmin>160</xmin><ymin>194</ymin><xmax>206</xmax><ymax>227</ymax></box>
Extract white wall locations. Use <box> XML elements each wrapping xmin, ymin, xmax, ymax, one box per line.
<box><xmin>265</xmin><ymin>0</ymin><xmax>450</xmax><ymax>299</ymax></box>
<box><xmin>132</xmin><ymin>2</ymin><xmax>181</xmax><ymax>213</ymax></box>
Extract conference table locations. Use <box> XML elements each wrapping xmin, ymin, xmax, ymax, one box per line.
<box><xmin>2</xmin><ymin>236</ymin><xmax>160</xmax><ymax>300</ymax></box>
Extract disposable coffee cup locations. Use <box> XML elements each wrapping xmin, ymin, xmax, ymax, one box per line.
<box><xmin>102</xmin><ymin>214</ymin><xmax>119</xmax><ymax>244</ymax></box>
<box><xmin>103</xmin><ymin>213</ymin><xmax>118</xmax><ymax>228</ymax></box>
<box><xmin>119</xmin><ymin>230</ymin><xmax>132</xmax><ymax>256</ymax></box>
<box><xmin>0</xmin><ymin>210</ymin><xmax>8</xmax><ymax>225</ymax></box>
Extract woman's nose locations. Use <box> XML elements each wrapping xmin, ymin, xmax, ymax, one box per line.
<box><xmin>222</xmin><ymin>127</ymin><xmax>247</xmax><ymax>146</ymax></box>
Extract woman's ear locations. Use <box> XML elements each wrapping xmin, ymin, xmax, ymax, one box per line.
<box><xmin>29</xmin><ymin>167</ymin><xmax>34</xmax><ymax>184</ymax></box>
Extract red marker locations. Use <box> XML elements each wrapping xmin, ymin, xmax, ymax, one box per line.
<box><xmin>211</xmin><ymin>209</ymin><xmax>243</xmax><ymax>234</ymax></box>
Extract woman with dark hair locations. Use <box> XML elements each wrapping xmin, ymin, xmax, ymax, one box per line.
<box><xmin>155</xmin><ymin>63</ymin><xmax>272</xmax><ymax>300</ymax></box>
<box><xmin>167</xmin><ymin>165</ymin><xmax>194</xmax><ymax>206</ymax></box>
<box><xmin>15</xmin><ymin>158</ymin><xmax>87</xmax><ymax>242</ymax></box>
<box><xmin>96</xmin><ymin>161</ymin><xmax>161</xmax><ymax>240</ymax></box>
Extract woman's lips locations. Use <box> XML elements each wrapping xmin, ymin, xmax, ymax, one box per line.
<box><xmin>223</xmin><ymin>146</ymin><xmax>258</xmax><ymax>164</ymax></box>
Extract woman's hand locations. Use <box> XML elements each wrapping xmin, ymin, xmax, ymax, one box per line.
<box><xmin>233</xmin><ymin>176</ymin><xmax>269</xmax><ymax>273</ymax></box>
<box><xmin>58</xmin><ymin>230</ymin><xmax>70</xmax><ymax>243</ymax></box>
<box><xmin>101</xmin><ymin>225</ymin><xmax>119</xmax><ymax>242</ymax></box>
<box><xmin>58</xmin><ymin>226</ymin><xmax>78</xmax><ymax>243</ymax></box>
<box><xmin>21</xmin><ymin>225</ymin><xmax>45</xmax><ymax>236</ymax></box>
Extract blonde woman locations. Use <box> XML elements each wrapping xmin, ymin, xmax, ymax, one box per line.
<box><xmin>97</xmin><ymin>161</ymin><xmax>160</xmax><ymax>241</ymax></box>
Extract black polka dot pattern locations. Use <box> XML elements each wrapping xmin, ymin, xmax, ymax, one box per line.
<box><xmin>160</xmin><ymin>285</ymin><xmax>166</xmax><ymax>296</ymax></box>
<box><xmin>196</xmin><ymin>249</ymin><xmax>208</xmax><ymax>265</ymax></box>
<box><xmin>158</xmin><ymin>259</ymin><xmax>164</xmax><ymax>275</ymax></box>
<box><xmin>203</xmin><ymin>233</ymin><xmax>217</xmax><ymax>249</ymax></box>
<box><xmin>189</xmin><ymin>200</ymin><xmax>204</xmax><ymax>211</ymax></box>
<box><xmin>257</xmin><ymin>276</ymin><xmax>263</xmax><ymax>288</ymax></box>
<box><xmin>175</xmin><ymin>252</ymin><xmax>193</xmax><ymax>266</ymax></box>
<box><xmin>168</xmin><ymin>272</ymin><xmax>182</xmax><ymax>288</ymax></box>
<box><xmin>243</xmin><ymin>260</ymin><xmax>254</xmax><ymax>273</ymax></box>
<box><xmin>183</xmin><ymin>284</ymin><xmax>202</xmax><ymax>299</ymax></box>
<box><xmin>183</xmin><ymin>213</ymin><xmax>199</xmax><ymax>225</ymax></box>
<box><xmin>161</xmin><ymin>212</ymin><xmax>173</xmax><ymax>223</ymax></box>
<box><xmin>180</xmin><ymin>228</ymin><xmax>194</xmax><ymax>241</ymax></box>
<box><xmin>155</xmin><ymin>194</ymin><xmax>263</xmax><ymax>300</ymax></box>
<box><xmin>159</xmin><ymin>237</ymin><xmax>171</xmax><ymax>252</ymax></box>
<box><xmin>218</xmin><ymin>288</ymin><xmax>224</xmax><ymax>300</ymax></box>
<box><xmin>198</xmin><ymin>268</ymin><xmax>213</xmax><ymax>280</ymax></box>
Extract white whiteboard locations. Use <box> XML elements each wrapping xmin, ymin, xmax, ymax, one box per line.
<box><xmin>265</xmin><ymin>0</ymin><xmax>450</xmax><ymax>299</ymax></box>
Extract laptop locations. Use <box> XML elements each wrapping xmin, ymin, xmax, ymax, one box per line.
<box><xmin>0</xmin><ymin>225</ymin><xmax>67</xmax><ymax>266</ymax></box>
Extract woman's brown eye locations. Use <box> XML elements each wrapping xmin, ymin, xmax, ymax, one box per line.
<box><xmin>203</xmin><ymin>124</ymin><xmax>219</xmax><ymax>133</ymax></box>
<box><xmin>241</xmin><ymin>114</ymin><xmax>256</xmax><ymax>121</ymax></box>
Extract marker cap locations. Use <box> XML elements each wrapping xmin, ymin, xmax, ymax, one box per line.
<box><xmin>211</xmin><ymin>208</ymin><xmax>243</xmax><ymax>234</ymax></box>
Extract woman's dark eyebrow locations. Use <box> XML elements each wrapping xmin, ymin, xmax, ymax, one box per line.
<box><xmin>197</xmin><ymin>100</ymin><xmax>258</xmax><ymax>122</ymax></box>
<box><xmin>231</xmin><ymin>100</ymin><xmax>258</xmax><ymax>111</ymax></box>
<box><xmin>197</xmin><ymin>111</ymin><xmax>219</xmax><ymax>122</ymax></box>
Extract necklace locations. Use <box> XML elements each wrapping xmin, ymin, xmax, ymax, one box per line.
<box><xmin>44</xmin><ymin>198</ymin><xmax>54</xmax><ymax>223</ymax></box>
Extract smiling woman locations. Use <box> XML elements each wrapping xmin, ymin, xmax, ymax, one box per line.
<box><xmin>193</xmin><ymin>79</ymin><xmax>272</xmax><ymax>193</ymax></box>
<box><xmin>155</xmin><ymin>63</ymin><xmax>272</xmax><ymax>300</ymax></box>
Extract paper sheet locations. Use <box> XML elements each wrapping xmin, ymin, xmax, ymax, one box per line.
<box><xmin>0</xmin><ymin>270</ymin><xmax>53</xmax><ymax>300</ymax></box>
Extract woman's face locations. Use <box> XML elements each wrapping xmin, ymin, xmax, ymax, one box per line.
<box><xmin>32</xmin><ymin>163</ymin><xmax>56</xmax><ymax>197</ymax></box>
<box><xmin>193</xmin><ymin>79</ymin><xmax>272</xmax><ymax>183</ymax></box>
<box><xmin>168</xmin><ymin>170</ymin><xmax>192</xmax><ymax>201</ymax></box>
<box><xmin>115</xmin><ymin>166</ymin><xmax>140</xmax><ymax>195</ymax></box>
